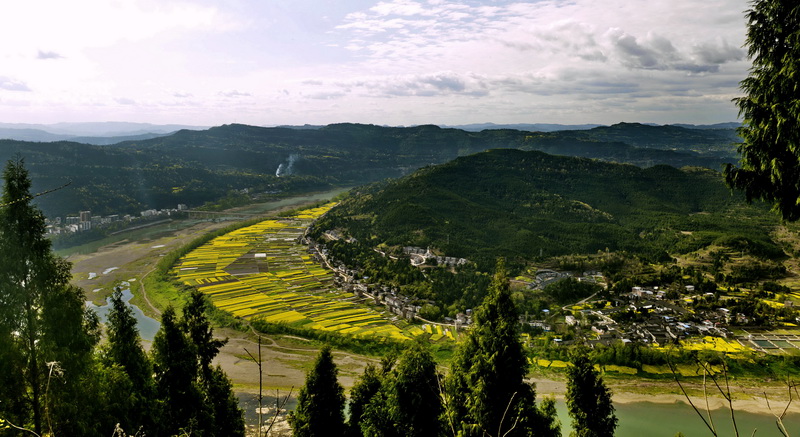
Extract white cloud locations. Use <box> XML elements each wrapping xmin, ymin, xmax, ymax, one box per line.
<box><xmin>0</xmin><ymin>1</ymin><xmax>233</xmax><ymax>54</ymax></box>
<box><xmin>0</xmin><ymin>0</ymin><xmax>752</xmax><ymax>126</ymax></box>
<box><xmin>219</xmin><ymin>90</ymin><xmax>253</xmax><ymax>98</ymax></box>
<box><xmin>36</xmin><ymin>50</ymin><xmax>64</xmax><ymax>60</ymax></box>
<box><xmin>0</xmin><ymin>77</ymin><xmax>32</xmax><ymax>92</ymax></box>
<box><xmin>115</xmin><ymin>97</ymin><xmax>137</xmax><ymax>105</ymax></box>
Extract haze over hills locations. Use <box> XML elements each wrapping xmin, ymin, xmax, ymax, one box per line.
<box><xmin>0</xmin><ymin>121</ymin><xmax>743</xmax><ymax>220</ymax></box>
<box><xmin>0</xmin><ymin>122</ymin><xmax>208</xmax><ymax>145</ymax></box>
<box><xmin>439</xmin><ymin>122</ymin><xmax>740</xmax><ymax>132</ymax></box>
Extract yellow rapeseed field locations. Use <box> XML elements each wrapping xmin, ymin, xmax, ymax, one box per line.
<box><xmin>171</xmin><ymin>203</ymin><xmax>416</xmax><ymax>341</ymax></box>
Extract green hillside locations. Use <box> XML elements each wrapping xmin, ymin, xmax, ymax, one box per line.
<box><xmin>0</xmin><ymin>122</ymin><xmax>738</xmax><ymax>218</ymax></box>
<box><xmin>312</xmin><ymin>149</ymin><xmax>781</xmax><ymax>270</ymax></box>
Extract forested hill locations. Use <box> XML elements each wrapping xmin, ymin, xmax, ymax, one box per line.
<box><xmin>560</xmin><ymin>122</ymin><xmax>741</xmax><ymax>157</ymax></box>
<box><xmin>313</xmin><ymin>149</ymin><xmax>781</xmax><ymax>269</ymax></box>
<box><xmin>0</xmin><ymin>122</ymin><xmax>738</xmax><ymax>218</ymax></box>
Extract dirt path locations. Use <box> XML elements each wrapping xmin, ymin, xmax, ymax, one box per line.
<box><xmin>138</xmin><ymin>266</ymin><xmax>162</xmax><ymax>316</ymax></box>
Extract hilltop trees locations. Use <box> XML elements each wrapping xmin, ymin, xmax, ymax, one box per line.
<box><xmin>724</xmin><ymin>0</ymin><xmax>800</xmax><ymax>220</ymax></box>
<box><xmin>347</xmin><ymin>361</ymin><xmax>391</xmax><ymax>437</ymax></box>
<box><xmin>183</xmin><ymin>290</ymin><xmax>244</xmax><ymax>436</ymax></box>
<box><xmin>100</xmin><ymin>287</ymin><xmax>157</xmax><ymax>432</ymax></box>
<box><xmin>356</xmin><ymin>342</ymin><xmax>443</xmax><ymax>437</ymax></box>
<box><xmin>153</xmin><ymin>306</ymin><xmax>206</xmax><ymax>434</ymax></box>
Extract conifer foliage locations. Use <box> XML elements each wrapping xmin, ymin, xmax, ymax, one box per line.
<box><xmin>724</xmin><ymin>0</ymin><xmax>800</xmax><ymax>220</ymax></box>
<box><xmin>290</xmin><ymin>345</ymin><xmax>347</xmax><ymax>437</ymax></box>
<box><xmin>565</xmin><ymin>348</ymin><xmax>617</xmax><ymax>437</ymax></box>
<box><xmin>445</xmin><ymin>261</ymin><xmax>560</xmax><ymax>437</ymax></box>
<box><xmin>100</xmin><ymin>287</ymin><xmax>157</xmax><ymax>433</ymax></box>
<box><xmin>151</xmin><ymin>291</ymin><xmax>244</xmax><ymax>437</ymax></box>
<box><xmin>0</xmin><ymin>157</ymin><xmax>99</xmax><ymax>436</ymax></box>
<box><xmin>357</xmin><ymin>342</ymin><xmax>443</xmax><ymax>437</ymax></box>
<box><xmin>346</xmin><ymin>363</ymin><xmax>387</xmax><ymax>437</ymax></box>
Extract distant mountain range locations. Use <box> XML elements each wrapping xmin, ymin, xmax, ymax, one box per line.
<box><xmin>0</xmin><ymin>122</ymin><xmax>207</xmax><ymax>144</ymax></box>
<box><xmin>0</xmin><ymin>121</ymin><xmax>740</xmax><ymax>142</ymax></box>
<box><xmin>0</xmin><ymin>122</ymin><xmax>743</xmax><ymax>218</ymax></box>
<box><xmin>441</xmin><ymin>122</ymin><xmax>740</xmax><ymax>132</ymax></box>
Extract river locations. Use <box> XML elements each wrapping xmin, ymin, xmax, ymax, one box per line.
<box><xmin>554</xmin><ymin>398</ymin><xmax>799</xmax><ymax>437</ymax></box>
<box><xmin>232</xmin><ymin>391</ymin><xmax>799</xmax><ymax>436</ymax></box>
<box><xmin>85</xmin><ymin>288</ymin><xmax>160</xmax><ymax>342</ymax></box>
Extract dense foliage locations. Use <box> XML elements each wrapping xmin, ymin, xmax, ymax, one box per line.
<box><xmin>0</xmin><ymin>160</ymin><xmax>244</xmax><ymax>436</ymax></box>
<box><xmin>299</xmin><ymin>264</ymin><xmax>565</xmax><ymax>437</ymax></box>
<box><xmin>0</xmin><ymin>158</ymin><xmax>100</xmax><ymax>435</ymax></box>
<box><xmin>355</xmin><ymin>343</ymin><xmax>443</xmax><ymax>437</ymax></box>
<box><xmin>314</xmin><ymin>149</ymin><xmax>781</xmax><ymax>272</ymax></box>
<box><xmin>445</xmin><ymin>263</ymin><xmax>560</xmax><ymax>437</ymax></box>
<box><xmin>724</xmin><ymin>0</ymin><xmax>800</xmax><ymax>220</ymax></box>
<box><xmin>565</xmin><ymin>349</ymin><xmax>617</xmax><ymax>437</ymax></box>
<box><xmin>289</xmin><ymin>346</ymin><xmax>347</xmax><ymax>437</ymax></box>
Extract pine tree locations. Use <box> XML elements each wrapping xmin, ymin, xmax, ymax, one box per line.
<box><xmin>360</xmin><ymin>342</ymin><xmax>443</xmax><ymax>437</ymax></box>
<box><xmin>152</xmin><ymin>306</ymin><xmax>205</xmax><ymax>435</ymax></box>
<box><xmin>102</xmin><ymin>287</ymin><xmax>157</xmax><ymax>432</ymax></box>
<box><xmin>724</xmin><ymin>0</ymin><xmax>800</xmax><ymax>220</ymax></box>
<box><xmin>0</xmin><ymin>157</ymin><xmax>99</xmax><ymax>435</ymax></box>
<box><xmin>39</xmin><ymin>282</ymin><xmax>101</xmax><ymax>436</ymax></box>
<box><xmin>181</xmin><ymin>290</ymin><xmax>243</xmax><ymax>437</ymax></box>
<box><xmin>565</xmin><ymin>348</ymin><xmax>617</xmax><ymax>437</ymax></box>
<box><xmin>107</xmin><ymin>288</ymin><xmax>153</xmax><ymax>388</ymax></box>
<box><xmin>290</xmin><ymin>345</ymin><xmax>346</xmax><ymax>437</ymax></box>
<box><xmin>205</xmin><ymin>365</ymin><xmax>246</xmax><ymax>437</ymax></box>
<box><xmin>151</xmin><ymin>293</ymin><xmax>244</xmax><ymax>437</ymax></box>
<box><xmin>183</xmin><ymin>289</ymin><xmax>226</xmax><ymax>379</ymax></box>
<box><xmin>390</xmin><ymin>342</ymin><xmax>443</xmax><ymax>436</ymax></box>
<box><xmin>446</xmin><ymin>260</ymin><xmax>560</xmax><ymax>437</ymax></box>
<box><xmin>347</xmin><ymin>364</ymin><xmax>385</xmax><ymax>437</ymax></box>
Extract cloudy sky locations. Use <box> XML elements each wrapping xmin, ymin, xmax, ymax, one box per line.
<box><xmin>0</xmin><ymin>0</ymin><xmax>751</xmax><ymax>126</ymax></box>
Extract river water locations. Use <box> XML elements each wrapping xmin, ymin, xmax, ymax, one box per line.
<box><xmin>552</xmin><ymin>398</ymin><xmax>800</xmax><ymax>437</ymax></box>
<box><xmin>85</xmin><ymin>288</ymin><xmax>161</xmax><ymax>341</ymax></box>
<box><xmin>232</xmin><ymin>391</ymin><xmax>799</xmax><ymax>436</ymax></box>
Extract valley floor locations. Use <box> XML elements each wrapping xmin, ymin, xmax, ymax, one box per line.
<box><xmin>64</xmin><ymin>199</ymin><xmax>800</xmax><ymax>431</ymax></box>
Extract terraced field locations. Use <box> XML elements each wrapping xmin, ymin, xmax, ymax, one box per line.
<box><xmin>171</xmin><ymin>203</ymin><xmax>413</xmax><ymax>341</ymax></box>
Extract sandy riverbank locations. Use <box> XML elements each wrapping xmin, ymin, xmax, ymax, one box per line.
<box><xmin>530</xmin><ymin>376</ymin><xmax>800</xmax><ymax>416</ymax></box>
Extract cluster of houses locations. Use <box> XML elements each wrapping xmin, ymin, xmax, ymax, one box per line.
<box><xmin>45</xmin><ymin>204</ymin><xmax>189</xmax><ymax>235</ymax></box>
<box><xmin>402</xmin><ymin>246</ymin><xmax>469</xmax><ymax>268</ymax></box>
<box><xmin>306</xmin><ymin>237</ymin><xmax>473</xmax><ymax>327</ymax></box>
<box><xmin>569</xmin><ymin>287</ymin><xmax>735</xmax><ymax>348</ymax></box>
<box><xmin>306</xmin><ymin>231</ymin><xmax>773</xmax><ymax>349</ymax></box>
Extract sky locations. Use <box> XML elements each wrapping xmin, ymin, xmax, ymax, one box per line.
<box><xmin>0</xmin><ymin>0</ymin><xmax>751</xmax><ymax>127</ymax></box>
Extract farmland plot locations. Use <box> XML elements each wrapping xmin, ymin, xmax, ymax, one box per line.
<box><xmin>172</xmin><ymin>203</ymin><xmax>413</xmax><ymax>341</ymax></box>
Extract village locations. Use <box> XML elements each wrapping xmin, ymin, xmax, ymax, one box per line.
<box><xmin>304</xmin><ymin>231</ymin><xmax>800</xmax><ymax>354</ymax></box>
